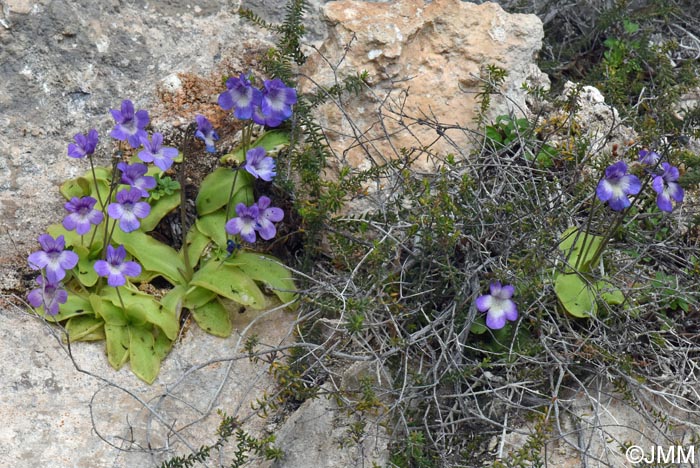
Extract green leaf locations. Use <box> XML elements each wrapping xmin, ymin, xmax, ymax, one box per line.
<box><xmin>104</xmin><ymin>323</ymin><xmax>130</xmax><ymax>369</ymax></box>
<box><xmin>112</xmin><ymin>229</ymin><xmax>186</xmax><ymax>285</ymax></box>
<box><xmin>623</xmin><ymin>19</ymin><xmax>639</xmax><ymax>34</ymax></box>
<box><xmin>596</xmin><ymin>280</ymin><xmax>625</xmax><ymax>305</ymax></box>
<box><xmin>74</xmin><ymin>245</ymin><xmax>99</xmax><ymax>288</ymax></box>
<box><xmin>92</xmin><ymin>295</ymin><xmax>129</xmax><ymax>326</ymax></box>
<box><xmin>558</xmin><ymin>227</ymin><xmax>603</xmax><ymax>272</ymax></box>
<box><xmin>66</xmin><ymin>315</ymin><xmax>105</xmax><ymax>341</ymax></box>
<box><xmin>153</xmin><ymin>330</ymin><xmax>173</xmax><ymax>361</ymax></box>
<box><xmin>196</xmin><ymin>168</ymin><xmax>254</xmax><ymax>215</ymax></box>
<box><xmin>60</xmin><ymin>177</ymin><xmax>91</xmax><ymax>200</ymax></box>
<box><xmin>191</xmin><ymin>299</ymin><xmax>232</xmax><ymax>337</ymax></box>
<box><xmin>149</xmin><ymin>174</ymin><xmax>181</xmax><ymax>201</ymax></box>
<box><xmin>191</xmin><ymin>259</ymin><xmax>266</xmax><ymax>308</ymax></box>
<box><xmin>101</xmin><ymin>288</ymin><xmax>179</xmax><ymax>340</ymax></box>
<box><xmin>535</xmin><ymin>144</ymin><xmax>557</xmax><ymax>168</ymax></box>
<box><xmin>139</xmin><ymin>191</ymin><xmax>180</xmax><ymax>232</ymax></box>
<box><xmin>160</xmin><ymin>285</ymin><xmax>186</xmax><ymax>321</ymax></box>
<box><xmin>62</xmin><ymin>168</ymin><xmax>111</xmax><ymax>206</ymax></box>
<box><xmin>184</xmin><ymin>286</ymin><xmax>217</xmax><ymax>309</ymax></box>
<box><xmin>196</xmin><ymin>211</ymin><xmax>228</xmax><ymax>248</ymax></box>
<box><xmin>485</xmin><ymin>126</ymin><xmax>503</xmax><ymax>146</ymax></box>
<box><xmin>555</xmin><ymin>273</ymin><xmax>597</xmax><ymax>318</ymax></box>
<box><xmin>469</xmin><ymin>315</ymin><xmax>488</xmax><ymax>335</ymax></box>
<box><xmin>181</xmin><ymin>225</ymin><xmax>212</xmax><ymax>269</ymax></box>
<box><xmin>229</xmin><ymin>251</ymin><xmax>297</xmax><ymax>307</ymax></box>
<box><xmin>220</xmin><ymin>130</ymin><xmax>290</xmax><ymax>165</ymax></box>
<box><xmin>129</xmin><ymin>325</ymin><xmax>160</xmax><ymax>384</ymax></box>
<box><xmin>46</xmin><ymin>292</ymin><xmax>93</xmax><ymax>322</ymax></box>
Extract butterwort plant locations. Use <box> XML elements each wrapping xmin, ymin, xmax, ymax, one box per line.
<box><xmin>27</xmin><ymin>87</ymin><xmax>298</xmax><ymax>383</ymax></box>
<box><xmin>554</xmin><ymin>149</ymin><xmax>685</xmax><ymax>319</ymax></box>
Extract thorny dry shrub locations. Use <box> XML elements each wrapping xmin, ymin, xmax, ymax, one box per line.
<box><xmin>276</xmin><ymin>19</ymin><xmax>700</xmax><ymax>467</ymax></box>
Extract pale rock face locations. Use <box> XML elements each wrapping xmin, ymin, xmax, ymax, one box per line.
<box><xmin>559</xmin><ymin>81</ymin><xmax>637</xmax><ymax>160</ymax></box>
<box><xmin>300</xmin><ymin>0</ymin><xmax>549</xmax><ymax>175</ymax></box>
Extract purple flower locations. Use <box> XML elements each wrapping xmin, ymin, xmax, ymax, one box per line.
<box><xmin>107</xmin><ymin>189</ymin><xmax>151</xmax><ymax>233</ymax></box>
<box><xmin>254</xmin><ymin>196</ymin><xmax>284</xmax><ymax>240</ymax></box>
<box><xmin>244</xmin><ymin>147</ymin><xmax>276</xmax><ymax>181</ymax></box>
<box><xmin>259</xmin><ymin>79</ymin><xmax>297</xmax><ymax>125</ymax></box>
<box><xmin>109</xmin><ymin>99</ymin><xmax>150</xmax><ymax>148</ymax></box>
<box><xmin>475</xmin><ymin>281</ymin><xmax>518</xmax><ymax>330</ymax></box>
<box><xmin>596</xmin><ymin>161</ymin><xmax>641</xmax><ymax>211</ymax></box>
<box><xmin>27</xmin><ymin>276</ymin><xmax>68</xmax><ymax>316</ymax></box>
<box><xmin>194</xmin><ymin>114</ymin><xmax>220</xmax><ymax>153</ymax></box>
<box><xmin>652</xmin><ymin>162</ymin><xmax>684</xmax><ymax>212</ymax></box>
<box><xmin>252</xmin><ymin>105</ymin><xmax>283</xmax><ymax>128</ymax></box>
<box><xmin>27</xmin><ymin>234</ymin><xmax>79</xmax><ymax>283</ymax></box>
<box><xmin>639</xmin><ymin>149</ymin><xmax>660</xmax><ymax>166</ymax></box>
<box><xmin>137</xmin><ymin>132</ymin><xmax>178</xmax><ymax>171</ymax></box>
<box><xmin>63</xmin><ymin>196</ymin><xmax>104</xmax><ymax>235</ymax></box>
<box><xmin>67</xmin><ymin>129</ymin><xmax>99</xmax><ymax>158</ymax></box>
<box><xmin>117</xmin><ymin>162</ymin><xmax>156</xmax><ymax>198</ymax></box>
<box><xmin>225</xmin><ymin>203</ymin><xmax>260</xmax><ymax>243</ymax></box>
<box><xmin>218</xmin><ymin>73</ymin><xmax>262</xmax><ymax>120</ymax></box>
<box><xmin>94</xmin><ymin>245</ymin><xmax>142</xmax><ymax>287</ymax></box>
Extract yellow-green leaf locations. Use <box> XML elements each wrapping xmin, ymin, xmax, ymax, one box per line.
<box><xmin>191</xmin><ymin>260</ymin><xmax>265</xmax><ymax>309</ymax></box>
<box><xmin>555</xmin><ymin>273</ymin><xmax>597</xmax><ymax>318</ymax></box>
<box><xmin>140</xmin><ymin>191</ymin><xmax>180</xmax><ymax>232</ymax></box>
<box><xmin>195</xmin><ymin>211</ymin><xmax>228</xmax><ymax>249</ymax></box>
<box><xmin>196</xmin><ymin>168</ymin><xmax>253</xmax><ymax>215</ymax></box>
<box><xmin>230</xmin><ymin>251</ymin><xmax>297</xmax><ymax>307</ymax></box>
<box><xmin>558</xmin><ymin>227</ymin><xmax>604</xmax><ymax>272</ymax></box>
<box><xmin>104</xmin><ymin>323</ymin><xmax>130</xmax><ymax>369</ymax></box>
<box><xmin>66</xmin><ymin>315</ymin><xmax>105</xmax><ymax>341</ymax></box>
<box><xmin>112</xmin><ymin>229</ymin><xmax>186</xmax><ymax>285</ymax></box>
<box><xmin>129</xmin><ymin>325</ymin><xmax>160</xmax><ymax>384</ymax></box>
<box><xmin>191</xmin><ymin>299</ymin><xmax>232</xmax><ymax>337</ymax></box>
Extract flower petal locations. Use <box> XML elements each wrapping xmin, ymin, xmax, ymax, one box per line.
<box><xmin>121</xmin><ymin>261</ymin><xmax>141</xmax><ymax>278</ymax></box>
<box><xmin>28</xmin><ymin>251</ymin><xmax>49</xmax><ymax>270</ymax></box>
<box><xmin>596</xmin><ymin>179</ymin><xmax>613</xmax><ymax>202</ymax></box>
<box><xmin>621</xmin><ymin>174</ymin><xmax>641</xmax><ymax>195</ymax></box>
<box><xmin>486</xmin><ymin>310</ymin><xmax>506</xmax><ymax>330</ymax></box>
<box><xmin>499</xmin><ymin>284</ymin><xmax>515</xmax><ymax>299</ymax></box>
<box><xmin>503</xmin><ymin>300</ymin><xmax>518</xmax><ymax>321</ymax></box>
<box><xmin>668</xmin><ymin>182</ymin><xmax>684</xmax><ymax>203</ymax></box>
<box><xmin>256</xmin><ymin>219</ymin><xmax>277</xmax><ymax>240</ymax></box>
<box><xmin>475</xmin><ymin>294</ymin><xmax>492</xmax><ymax>312</ymax></box>
<box><xmin>58</xmin><ymin>250</ymin><xmax>79</xmax><ymax>270</ymax></box>
<box><xmin>656</xmin><ymin>193</ymin><xmax>673</xmax><ymax>212</ymax></box>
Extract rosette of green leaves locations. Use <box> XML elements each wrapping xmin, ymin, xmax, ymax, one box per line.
<box><xmin>47</xmin><ymin>164</ymin><xmax>182</xmax><ymax>383</ymax></box>
<box><xmin>45</xmin><ymin>130</ymin><xmax>297</xmax><ymax>383</ymax></box>
<box><xmin>157</xmin><ymin>130</ymin><xmax>296</xmax><ymax>337</ymax></box>
<box><xmin>554</xmin><ymin>227</ymin><xmax>624</xmax><ymax>318</ymax></box>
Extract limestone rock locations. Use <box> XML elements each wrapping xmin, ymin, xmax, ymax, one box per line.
<box><xmin>300</xmin><ymin>0</ymin><xmax>548</xmax><ymax>175</ymax></box>
<box><xmin>0</xmin><ymin>299</ymin><xmax>296</xmax><ymax>468</ymax></box>
<box><xmin>501</xmin><ymin>384</ymin><xmax>700</xmax><ymax>467</ymax></box>
<box><xmin>561</xmin><ymin>81</ymin><xmax>637</xmax><ymax>157</ymax></box>
<box><xmin>270</xmin><ymin>363</ymin><xmax>392</xmax><ymax>468</ymax></box>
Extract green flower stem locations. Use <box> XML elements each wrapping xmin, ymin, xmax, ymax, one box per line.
<box><xmin>114</xmin><ymin>286</ymin><xmax>127</xmax><ymax>312</ymax></box>
<box><xmin>224</xmin><ymin>121</ymin><xmax>254</xmax><ymax>235</ymax></box>
<box><xmin>87</xmin><ymin>224</ymin><xmax>99</xmax><ymax>249</ymax></box>
<box><xmin>101</xmin><ymin>157</ymin><xmax>122</xmax><ymax>253</ymax></box>
<box><xmin>224</xmin><ymin>168</ymin><xmax>240</xmax><ymax>231</ymax></box>
<box><xmin>88</xmin><ymin>155</ymin><xmax>105</xmax><ymax>211</ymax></box>
<box><xmin>179</xmin><ymin>124</ymin><xmax>195</xmax><ymax>283</ymax></box>
<box><xmin>575</xmin><ymin>196</ymin><xmax>600</xmax><ymax>271</ymax></box>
